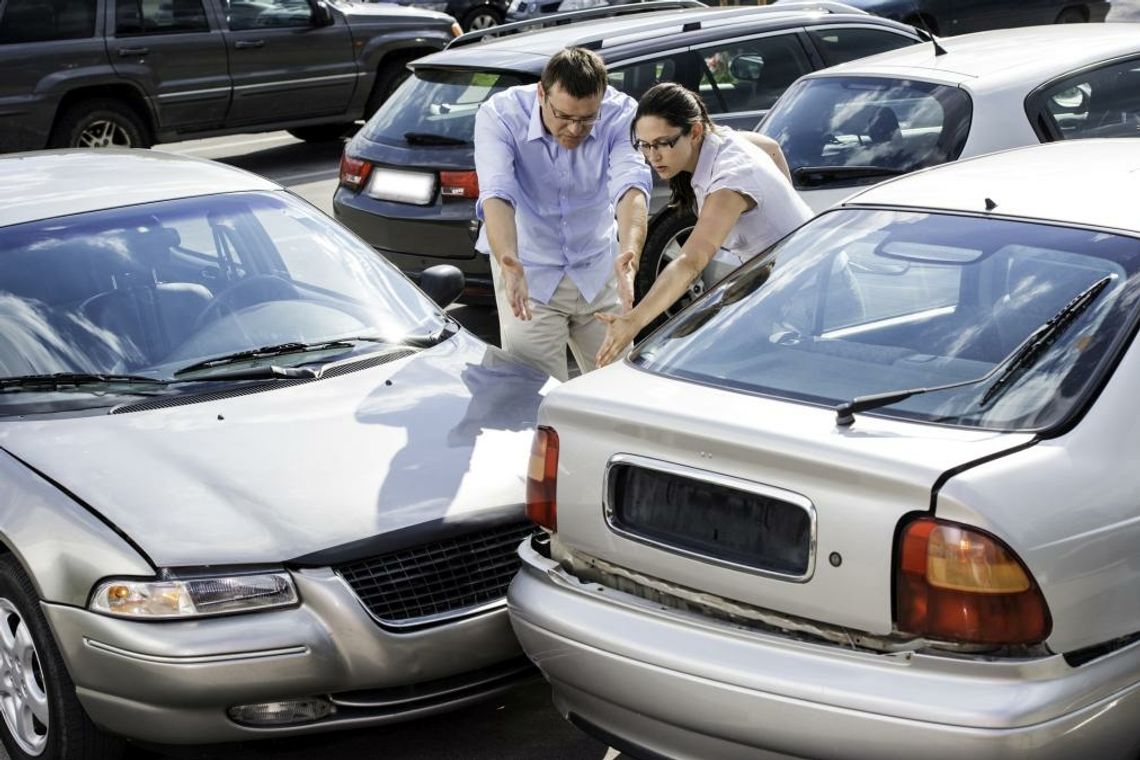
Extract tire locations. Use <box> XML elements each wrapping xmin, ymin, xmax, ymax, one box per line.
<box><xmin>286</xmin><ymin>123</ymin><xmax>354</xmax><ymax>143</ymax></box>
<box><xmin>461</xmin><ymin>5</ymin><xmax>502</xmax><ymax>30</ymax></box>
<box><xmin>48</xmin><ymin>99</ymin><xmax>150</xmax><ymax>150</ymax></box>
<box><xmin>635</xmin><ymin>207</ymin><xmax>699</xmax><ymax>335</ymax></box>
<box><xmin>364</xmin><ymin>54</ymin><xmax>418</xmax><ymax>118</ymax></box>
<box><xmin>1054</xmin><ymin>6</ymin><xmax>1087</xmax><ymax>22</ymax></box>
<box><xmin>0</xmin><ymin>555</ymin><xmax>124</xmax><ymax>760</ymax></box>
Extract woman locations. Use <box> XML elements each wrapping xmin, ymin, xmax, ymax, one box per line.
<box><xmin>595</xmin><ymin>82</ymin><xmax>811</xmax><ymax>366</ymax></box>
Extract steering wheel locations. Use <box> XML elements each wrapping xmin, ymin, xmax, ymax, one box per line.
<box><xmin>193</xmin><ymin>274</ymin><xmax>300</xmax><ymax>331</ymax></box>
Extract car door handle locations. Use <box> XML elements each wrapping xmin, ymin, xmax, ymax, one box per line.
<box><xmin>234</xmin><ymin>39</ymin><xmax>266</xmax><ymax>49</ymax></box>
<box><xmin>116</xmin><ymin>47</ymin><xmax>150</xmax><ymax>56</ymax></box>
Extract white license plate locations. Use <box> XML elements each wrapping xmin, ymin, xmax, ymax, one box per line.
<box><xmin>365</xmin><ymin>168</ymin><xmax>436</xmax><ymax>205</ymax></box>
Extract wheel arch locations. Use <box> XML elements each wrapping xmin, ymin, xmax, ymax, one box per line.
<box><xmin>50</xmin><ymin>85</ymin><xmax>156</xmax><ymax>145</ymax></box>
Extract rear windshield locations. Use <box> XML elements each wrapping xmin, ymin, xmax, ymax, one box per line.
<box><xmin>632</xmin><ymin>208</ymin><xmax>1140</xmax><ymax>432</ymax></box>
<box><xmin>760</xmin><ymin>76</ymin><xmax>972</xmax><ymax>191</ymax></box>
<box><xmin>362</xmin><ymin>68</ymin><xmax>535</xmax><ymax>145</ymax></box>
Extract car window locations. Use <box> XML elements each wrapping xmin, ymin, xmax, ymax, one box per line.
<box><xmin>1038</xmin><ymin>58</ymin><xmax>1140</xmax><ymax>140</ymax></box>
<box><xmin>609</xmin><ymin>56</ymin><xmax>681</xmax><ymax>101</ymax></box>
<box><xmin>223</xmin><ymin>0</ymin><xmax>313</xmax><ymax>30</ymax></box>
<box><xmin>362</xmin><ymin>68</ymin><xmax>534</xmax><ymax>145</ymax></box>
<box><xmin>0</xmin><ymin>0</ymin><xmax>95</xmax><ymax>42</ymax></box>
<box><xmin>806</xmin><ymin>27</ymin><xmax>916</xmax><ymax>67</ymax></box>
<box><xmin>116</xmin><ymin>0</ymin><xmax>209</xmax><ymax>35</ymax></box>
<box><xmin>761</xmin><ymin>76</ymin><xmax>972</xmax><ymax>190</ymax></box>
<box><xmin>694</xmin><ymin>34</ymin><xmax>813</xmax><ymax>115</ymax></box>
<box><xmin>633</xmin><ymin>209</ymin><xmax>1140</xmax><ymax>432</ymax></box>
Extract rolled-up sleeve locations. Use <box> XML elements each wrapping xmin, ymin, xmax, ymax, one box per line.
<box><xmin>606</xmin><ymin>94</ymin><xmax>652</xmax><ymax>207</ymax></box>
<box><xmin>474</xmin><ymin>99</ymin><xmax>520</xmax><ymax>220</ymax></box>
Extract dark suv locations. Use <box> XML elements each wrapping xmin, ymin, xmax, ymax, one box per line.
<box><xmin>332</xmin><ymin>0</ymin><xmax>922</xmax><ymax>303</ymax></box>
<box><xmin>0</xmin><ymin>0</ymin><xmax>460</xmax><ymax>152</ymax></box>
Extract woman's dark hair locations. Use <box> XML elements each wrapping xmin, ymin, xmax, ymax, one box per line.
<box><xmin>632</xmin><ymin>82</ymin><xmax>715</xmax><ymax>212</ymax></box>
<box><xmin>541</xmin><ymin>47</ymin><xmax>607</xmax><ymax>99</ymax></box>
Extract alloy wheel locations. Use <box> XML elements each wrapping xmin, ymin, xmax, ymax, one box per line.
<box><xmin>76</xmin><ymin>119</ymin><xmax>134</xmax><ymax>148</ymax></box>
<box><xmin>656</xmin><ymin>226</ymin><xmax>703</xmax><ymax>317</ymax></box>
<box><xmin>0</xmin><ymin>598</ymin><xmax>48</xmax><ymax>756</ymax></box>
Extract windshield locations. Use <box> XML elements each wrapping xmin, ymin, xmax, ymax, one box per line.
<box><xmin>760</xmin><ymin>76</ymin><xmax>972</xmax><ymax>190</ymax></box>
<box><xmin>0</xmin><ymin>191</ymin><xmax>442</xmax><ymax>394</ymax></box>
<box><xmin>362</xmin><ymin>68</ymin><xmax>535</xmax><ymax>145</ymax></box>
<box><xmin>633</xmin><ymin>209</ymin><xmax>1140</xmax><ymax>431</ymax></box>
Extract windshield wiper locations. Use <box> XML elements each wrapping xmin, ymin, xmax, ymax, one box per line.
<box><xmin>173</xmin><ymin>338</ymin><xmax>392</xmax><ymax>378</ymax></box>
<box><xmin>0</xmin><ymin>373</ymin><xmax>165</xmax><ymax>393</ymax></box>
<box><xmin>793</xmin><ymin>165</ymin><xmax>908</xmax><ymax>188</ymax></box>
<box><xmin>404</xmin><ymin>132</ymin><xmax>468</xmax><ymax>146</ymax></box>
<box><xmin>834</xmin><ymin>275</ymin><xmax>1115</xmax><ymax>426</ymax></box>
<box><xmin>400</xmin><ymin>315</ymin><xmax>461</xmax><ymax>348</ymax></box>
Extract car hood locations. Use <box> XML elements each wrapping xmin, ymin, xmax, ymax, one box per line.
<box><xmin>0</xmin><ymin>332</ymin><xmax>552</xmax><ymax>568</ymax></box>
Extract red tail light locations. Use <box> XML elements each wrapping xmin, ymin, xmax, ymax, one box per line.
<box><xmin>439</xmin><ymin>170</ymin><xmax>479</xmax><ymax>200</ymax></box>
<box><xmin>896</xmin><ymin>516</ymin><xmax>1051</xmax><ymax>645</ymax></box>
<box><xmin>526</xmin><ymin>426</ymin><xmax>559</xmax><ymax>531</ymax></box>
<box><xmin>339</xmin><ymin>153</ymin><xmax>372</xmax><ymax>191</ymax></box>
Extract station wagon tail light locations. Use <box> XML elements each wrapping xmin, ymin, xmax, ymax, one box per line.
<box><xmin>439</xmin><ymin>170</ymin><xmax>479</xmax><ymax>200</ymax></box>
<box><xmin>526</xmin><ymin>426</ymin><xmax>559</xmax><ymax>531</ymax></box>
<box><xmin>90</xmin><ymin>571</ymin><xmax>298</xmax><ymax>619</ymax></box>
<box><xmin>896</xmin><ymin>517</ymin><xmax>1051</xmax><ymax>645</ymax></box>
<box><xmin>339</xmin><ymin>153</ymin><xmax>372</xmax><ymax>191</ymax></box>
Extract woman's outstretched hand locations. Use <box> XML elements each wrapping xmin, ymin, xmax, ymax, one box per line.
<box><xmin>595</xmin><ymin>311</ymin><xmax>641</xmax><ymax>367</ymax></box>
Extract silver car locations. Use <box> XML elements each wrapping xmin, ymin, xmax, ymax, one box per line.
<box><xmin>509</xmin><ymin>140</ymin><xmax>1140</xmax><ymax>759</ymax></box>
<box><xmin>0</xmin><ymin>150</ymin><xmax>549</xmax><ymax>759</ymax></box>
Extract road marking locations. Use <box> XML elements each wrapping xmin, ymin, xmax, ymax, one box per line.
<box><xmin>276</xmin><ymin>169</ymin><xmax>339</xmax><ymax>185</ymax></box>
<box><xmin>603</xmin><ymin>749</ymin><xmax>622</xmax><ymax>760</ymax></box>
<box><xmin>168</xmin><ymin>134</ymin><xmax>300</xmax><ymax>155</ymax></box>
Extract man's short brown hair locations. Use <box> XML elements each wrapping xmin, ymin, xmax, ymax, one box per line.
<box><xmin>540</xmin><ymin>47</ymin><xmax>607</xmax><ymax>99</ymax></box>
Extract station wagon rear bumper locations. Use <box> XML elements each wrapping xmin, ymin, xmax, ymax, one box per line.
<box><xmin>509</xmin><ymin>537</ymin><xmax>1140</xmax><ymax>760</ymax></box>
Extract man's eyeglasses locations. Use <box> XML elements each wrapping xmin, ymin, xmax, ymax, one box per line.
<box><xmin>546</xmin><ymin>99</ymin><xmax>601</xmax><ymax>126</ymax></box>
<box><xmin>633</xmin><ymin>132</ymin><xmax>686</xmax><ymax>154</ymax></box>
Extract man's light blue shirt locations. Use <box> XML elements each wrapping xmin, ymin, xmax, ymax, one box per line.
<box><xmin>474</xmin><ymin>83</ymin><xmax>652</xmax><ymax>304</ymax></box>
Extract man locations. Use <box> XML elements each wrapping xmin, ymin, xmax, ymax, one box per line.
<box><xmin>474</xmin><ymin>47</ymin><xmax>651</xmax><ymax>381</ymax></box>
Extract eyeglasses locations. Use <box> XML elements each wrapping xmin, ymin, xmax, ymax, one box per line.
<box><xmin>545</xmin><ymin>99</ymin><xmax>601</xmax><ymax>127</ymax></box>
<box><xmin>633</xmin><ymin>132</ymin><xmax>686</xmax><ymax>154</ymax></box>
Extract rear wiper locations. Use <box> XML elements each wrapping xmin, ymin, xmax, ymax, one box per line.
<box><xmin>173</xmin><ymin>338</ymin><xmax>391</xmax><ymax>378</ymax></box>
<box><xmin>0</xmin><ymin>373</ymin><xmax>164</xmax><ymax>393</ymax></box>
<box><xmin>404</xmin><ymin>132</ymin><xmax>468</xmax><ymax>146</ymax></box>
<box><xmin>834</xmin><ymin>275</ymin><xmax>1115</xmax><ymax>426</ymax></box>
<box><xmin>793</xmin><ymin>165</ymin><xmax>908</xmax><ymax>188</ymax></box>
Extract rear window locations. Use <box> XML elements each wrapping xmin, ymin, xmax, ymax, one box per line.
<box><xmin>0</xmin><ymin>0</ymin><xmax>95</xmax><ymax>42</ymax></box>
<box><xmin>632</xmin><ymin>209</ymin><xmax>1140</xmax><ymax>432</ymax></box>
<box><xmin>362</xmin><ymin>69</ymin><xmax>535</xmax><ymax>145</ymax></box>
<box><xmin>760</xmin><ymin>76</ymin><xmax>971</xmax><ymax>191</ymax></box>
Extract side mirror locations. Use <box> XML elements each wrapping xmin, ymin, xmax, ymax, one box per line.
<box><xmin>419</xmin><ymin>265</ymin><xmax>465</xmax><ymax>308</ymax></box>
<box><xmin>309</xmin><ymin>0</ymin><xmax>334</xmax><ymax>26</ymax></box>
<box><xmin>729</xmin><ymin>54</ymin><xmax>765</xmax><ymax>81</ymax></box>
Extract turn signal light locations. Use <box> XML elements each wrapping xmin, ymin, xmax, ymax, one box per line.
<box><xmin>526</xmin><ymin>426</ymin><xmax>559</xmax><ymax>530</ymax></box>
<box><xmin>339</xmin><ymin>153</ymin><xmax>373</xmax><ymax>191</ymax></box>
<box><xmin>439</xmin><ymin>170</ymin><xmax>480</xmax><ymax>200</ymax></box>
<box><xmin>896</xmin><ymin>516</ymin><xmax>1051</xmax><ymax>645</ymax></box>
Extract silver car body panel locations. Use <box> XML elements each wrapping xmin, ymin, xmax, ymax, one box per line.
<box><xmin>510</xmin><ymin>539</ymin><xmax>1140</xmax><ymax>760</ymax></box>
<box><xmin>0</xmin><ymin>331</ymin><xmax>550</xmax><ymax>570</ymax></box>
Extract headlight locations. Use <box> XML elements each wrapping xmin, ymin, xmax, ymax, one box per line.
<box><xmin>558</xmin><ymin>0</ymin><xmax>607</xmax><ymax>10</ymax></box>
<box><xmin>90</xmin><ymin>572</ymin><xmax>298</xmax><ymax>619</ymax></box>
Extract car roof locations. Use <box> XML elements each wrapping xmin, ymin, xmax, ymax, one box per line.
<box><xmin>416</xmin><ymin>1</ymin><xmax>914</xmax><ymax>73</ymax></box>
<box><xmin>0</xmin><ymin>149</ymin><xmax>280</xmax><ymax>228</ymax></box>
<box><xmin>804</xmin><ymin>24</ymin><xmax>1140</xmax><ymax>88</ymax></box>
<box><xmin>840</xmin><ymin>139</ymin><xmax>1140</xmax><ymax>235</ymax></box>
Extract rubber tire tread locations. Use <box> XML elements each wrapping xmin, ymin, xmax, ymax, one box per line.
<box><xmin>634</xmin><ymin>206</ymin><xmax>697</xmax><ymax>338</ymax></box>
<box><xmin>48</xmin><ymin>99</ymin><xmax>150</xmax><ymax>150</ymax></box>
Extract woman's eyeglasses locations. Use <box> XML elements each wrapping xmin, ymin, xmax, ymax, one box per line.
<box><xmin>632</xmin><ymin>132</ymin><xmax>686</xmax><ymax>154</ymax></box>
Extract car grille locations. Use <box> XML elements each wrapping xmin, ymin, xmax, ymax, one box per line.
<box><xmin>335</xmin><ymin>522</ymin><xmax>535</xmax><ymax>627</ymax></box>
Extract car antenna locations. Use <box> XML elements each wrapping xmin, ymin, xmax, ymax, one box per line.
<box><xmin>908</xmin><ymin>4</ymin><xmax>948</xmax><ymax>56</ymax></box>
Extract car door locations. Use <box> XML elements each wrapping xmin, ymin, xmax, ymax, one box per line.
<box><xmin>107</xmin><ymin>0</ymin><xmax>231</xmax><ymax>129</ymax></box>
<box><xmin>218</xmin><ymin>0</ymin><xmax>355</xmax><ymax>125</ymax></box>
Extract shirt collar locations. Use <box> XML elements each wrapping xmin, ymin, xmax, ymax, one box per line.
<box><xmin>691</xmin><ymin>128</ymin><xmax>724</xmax><ymax>190</ymax></box>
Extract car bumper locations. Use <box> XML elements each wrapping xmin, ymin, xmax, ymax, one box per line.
<box><xmin>45</xmin><ymin>568</ymin><xmax>531</xmax><ymax>744</ymax></box>
<box><xmin>509</xmin><ymin>537</ymin><xmax>1140</xmax><ymax>760</ymax></box>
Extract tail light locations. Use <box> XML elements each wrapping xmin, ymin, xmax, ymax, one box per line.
<box><xmin>526</xmin><ymin>426</ymin><xmax>559</xmax><ymax>531</ymax></box>
<box><xmin>439</xmin><ymin>170</ymin><xmax>479</xmax><ymax>200</ymax></box>
<box><xmin>339</xmin><ymin>153</ymin><xmax>372</xmax><ymax>191</ymax></box>
<box><xmin>896</xmin><ymin>516</ymin><xmax>1051</xmax><ymax>645</ymax></box>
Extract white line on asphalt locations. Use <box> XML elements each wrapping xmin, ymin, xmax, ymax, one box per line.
<box><xmin>603</xmin><ymin>749</ymin><xmax>622</xmax><ymax>760</ymax></box>
<box><xmin>276</xmin><ymin>170</ymin><xmax>339</xmax><ymax>185</ymax></box>
<box><xmin>169</xmin><ymin>134</ymin><xmax>300</xmax><ymax>155</ymax></box>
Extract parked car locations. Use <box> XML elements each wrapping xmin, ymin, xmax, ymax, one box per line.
<box><xmin>782</xmin><ymin>0</ymin><xmax>1111</xmax><ymax>35</ymax></box>
<box><xmin>376</xmin><ymin>0</ymin><xmax>510</xmax><ymax>30</ymax></box>
<box><xmin>333</xmin><ymin>0</ymin><xmax>924</xmax><ymax>302</ymax></box>
<box><xmin>0</xmin><ymin>149</ymin><xmax>549</xmax><ymax>760</ymax></box>
<box><xmin>0</xmin><ymin>0</ymin><xmax>461</xmax><ymax>153</ymax></box>
<box><xmin>506</xmin><ymin>0</ymin><xmax>682</xmax><ymax>24</ymax></box>
<box><xmin>760</xmin><ymin>24</ymin><xmax>1140</xmax><ymax>213</ymax></box>
<box><xmin>508</xmin><ymin>138</ymin><xmax>1140</xmax><ymax>760</ymax></box>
